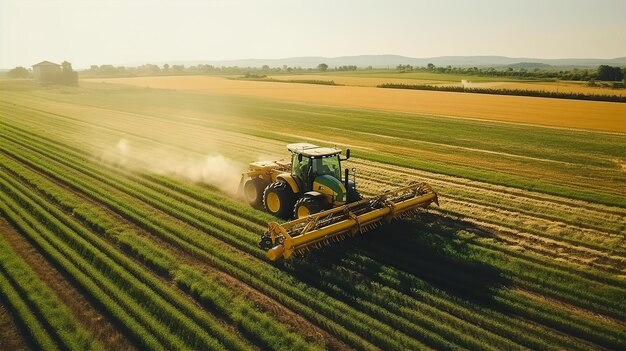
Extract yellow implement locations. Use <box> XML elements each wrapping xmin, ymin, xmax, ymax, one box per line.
<box><xmin>259</xmin><ymin>182</ymin><xmax>438</xmax><ymax>261</ymax></box>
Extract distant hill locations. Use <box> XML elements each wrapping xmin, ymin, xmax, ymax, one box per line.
<box><xmin>505</xmin><ymin>62</ymin><xmax>554</xmax><ymax>70</ymax></box>
<box><xmin>157</xmin><ymin>55</ymin><xmax>626</xmax><ymax>69</ymax></box>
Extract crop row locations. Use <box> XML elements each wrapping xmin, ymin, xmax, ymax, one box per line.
<box><xmin>132</xmin><ymin>160</ymin><xmax>626</xmax><ymax>348</ymax></box>
<box><xmin>146</xmin><ymin>172</ymin><xmax>621</xmax><ymax>350</ymax></box>
<box><xmin>0</xmin><ymin>130</ymin><xmax>616</xmax><ymax>351</ymax></box>
<box><xmin>0</xmin><ymin>133</ymin><xmax>385</xmax><ymax>349</ymax></box>
<box><xmin>4</xmin><ymin>112</ymin><xmax>621</xmax><ymax>259</ymax></box>
<box><xmin>357</xmin><ymin>235</ymin><xmax>626</xmax><ymax>350</ymax></box>
<box><xmin>4</xmin><ymin>116</ymin><xmax>624</xmax><ymax>310</ymax></box>
<box><xmin>2</xmin><ymin>119</ymin><xmax>466</xmax><ymax>348</ymax></box>
<box><xmin>356</xmin><ymin>171</ymin><xmax>624</xmax><ymax>254</ymax></box>
<box><xmin>1</xmin><ymin>123</ymin><xmax>464</xmax><ymax>350</ymax></box>
<box><xmin>3</xmin><ymin>112</ymin><xmax>622</xmax><ymax>236</ymax></box>
<box><xmin>0</xmin><ymin>150</ymin><xmax>321</xmax><ymax>350</ymax></box>
<box><xmin>0</xmin><ymin>267</ymin><xmax>56</xmax><ymax>350</ymax></box>
<box><xmin>356</xmin><ymin>175</ymin><xmax>625</xmax><ymax>275</ymax></box>
<box><xmin>5</xmin><ymin>125</ymin><xmax>622</xmax><ymax>291</ymax></box>
<box><xmin>0</xmin><ymin>232</ymin><xmax>97</xmax><ymax>350</ymax></box>
<box><xmin>2</xmin><ymin>96</ymin><xmax>620</xmax><ymax>213</ymax></box>
<box><xmin>1</xmin><ymin>121</ymin><xmax>620</xmax><ymax>350</ymax></box>
<box><xmin>351</xmin><ymin>157</ymin><xmax>626</xmax><ymax>218</ymax></box>
<box><xmin>0</xmin><ymin>193</ymin><xmax>164</xmax><ymax>350</ymax></box>
<box><xmin>0</xmin><ymin>132</ymin><xmax>517</xmax><ymax>351</ymax></box>
<box><xmin>0</xmin><ymin>167</ymin><xmax>249</xmax><ymax>350</ymax></box>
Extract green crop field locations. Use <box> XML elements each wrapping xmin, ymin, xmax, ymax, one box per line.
<box><xmin>0</xmin><ymin>78</ymin><xmax>625</xmax><ymax>350</ymax></box>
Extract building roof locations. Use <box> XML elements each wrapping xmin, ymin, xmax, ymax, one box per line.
<box><xmin>287</xmin><ymin>143</ymin><xmax>341</xmax><ymax>157</ymax></box>
<box><xmin>32</xmin><ymin>61</ymin><xmax>60</xmax><ymax>67</ymax></box>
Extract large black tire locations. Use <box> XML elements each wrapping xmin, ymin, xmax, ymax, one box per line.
<box><xmin>294</xmin><ymin>196</ymin><xmax>327</xmax><ymax>219</ymax></box>
<box><xmin>263</xmin><ymin>181</ymin><xmax>296</xmax><ymax>219</ymax></box>
<box><xmin>243</xmin><ymin>178</ymin><xmax>265</xmax><ymax>207</ymax></box>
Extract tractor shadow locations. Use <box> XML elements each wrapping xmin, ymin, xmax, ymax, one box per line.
<box><xmin>284</xmin><ymin>212</ymin><xmax>511</xmax><ymax>308</ymax></box>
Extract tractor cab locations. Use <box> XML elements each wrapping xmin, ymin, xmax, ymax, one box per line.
<box><xmin>287</xmin><ymin>143</ymin><xmax>343</xmax><ymax>190</ymax></box>
<box><xmin>285</xmin><ymin>143</ymin><xmax>359</xmax><ymax>218</ymax></box>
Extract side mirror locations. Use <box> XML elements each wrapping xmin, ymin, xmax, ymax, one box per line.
<box><xmin>345</xmin><ymin>148</ymin><xmax>350</xmax><ymax>159</ymax></box>
<box><xmin>297</xmin><ymin>153</ymin><xmax>303</xmax><ymax>162</ymax></box>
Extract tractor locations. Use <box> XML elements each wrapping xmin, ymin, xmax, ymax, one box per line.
<box><xmin>239</xmin><ymin>143</ymin><xmax>360</xmax><ymax>219</ymax></box>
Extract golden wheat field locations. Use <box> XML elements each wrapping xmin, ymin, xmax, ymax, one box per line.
<box><xmin>267</xmin><ymin>74</ymin><xmax>626</xmax><ymax>97</ymax></box>
<box><xmin>91</xmin><ymin>76</ymin><xmax>626</xmax><ymax>133</ymax></box>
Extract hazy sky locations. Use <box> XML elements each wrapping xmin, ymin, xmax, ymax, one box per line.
<box><xmin>1</xmin><ymin>0</ymin><xmax>625</xmax><ymax>68</ymax></box>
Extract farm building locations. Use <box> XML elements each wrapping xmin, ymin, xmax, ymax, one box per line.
<box><xmin>32</xmin><ymin>61</ymin><xmax>61</xmax><ymax>82</ymax></box>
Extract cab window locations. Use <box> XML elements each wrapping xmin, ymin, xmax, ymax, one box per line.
<box><xmin>312</xmin><ymin>156</ymin><xmax>340</xmax><ymax>179</ymax></box>
<box><xmin>292</xmin><ymin>154</ymin><xmax>311</xmax><ymax>184</ymax></box>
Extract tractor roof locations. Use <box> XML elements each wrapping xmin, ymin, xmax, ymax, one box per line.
<box><xmin>287</xmin><ymin>143</ymin><xmax>341</xmax><ymax>157</ymax></box>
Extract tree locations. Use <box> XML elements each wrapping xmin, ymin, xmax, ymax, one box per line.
<box><xmin>427</xmin><ymin>63</ymin><xmax>435</xmax><ymax>70</ymax></box>
<box><xmin>317</xmin><ymin>63</ymin><xmax>328</xmax><ymax>72</ymax></box>
<box><xmin>60</xmin><ymin>61</ymin><xmax>78</xmax><ymax>86</ymax></box>
<box><xmin>7</xmin><ymin>66</ymin><xmax>29</xmax><ymax>78</ymax></box>
<box><xmin>99</xmin><ymin>65</ymin><xmax>116</xmax><ymax>75</ymax></box>
<box><xmin>597</xmin><ymin>65</ymin><xmax>624</xmax><ymax>81</ymax></box>
<box><xmin>163</xmin><ymin>63</ymin><xmax>170</xmax><ymax>72</ymax></box>
<box><xmin>262</xmin><ymin>65</ymin><xmax>270</xmax><ymax>70</ymax></box>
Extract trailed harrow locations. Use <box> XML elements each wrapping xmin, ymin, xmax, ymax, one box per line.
<box><xmin>259</xmin><ymin>182</ymin><xmax>438</xmax><ymax>261</ymax></box>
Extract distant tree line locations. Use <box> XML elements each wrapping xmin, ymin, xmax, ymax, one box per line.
<box><xmin>7</xmin><ymin>66</ymin><xmax>29</xmax><ymax>78</ymax></box>
<box><xmin>236</xmin><ymin>74</ymin><xmax>337</xmax><ymax>86</ymax></box>
<box><xmin>76</xmin><ymin>61</ymin><xmax>625</xmax><ymax>84</ymax></box>
<box><xmin>378</xmin><ymin>83</ymin><xmax>626</xmax><ymax>103</ymax></box>
<box><xmin>396</xmin><ymin>63</ymin><xmax>625</xmax><ymax>82</ymax></box>
<box><xmin>81</xmin><ymin>62</ymin><xmax>363</xmax><ymax>78</ymax></box>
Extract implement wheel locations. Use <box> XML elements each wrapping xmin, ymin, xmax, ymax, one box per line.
<box><xmin>244</xmin><ymin>178</ymin><xmax>265</xmax><ymax>207</ymax></box>
<box><xmin>294</xmin><ymin>196</ymin><xmax>326</xmax><ymax>219</ymax></box>
<box><xmin>263</xmin><ymin>181</ymin><xmax>296</xmax><ymax>219</ymax></box>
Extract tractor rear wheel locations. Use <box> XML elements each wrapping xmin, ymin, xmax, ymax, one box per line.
<box><xmin>294</xmin><ymin>196</ymin><xmax>326</xmax><ymax>219</ymax></box>
<box><xmin>263</xmin><ymin>181</ymin><xmax>296</xmax><ymax>219</ymax></box>
<box><xmin>244</xmin><ymin>178</ymin><xmax>265</xmax><ymax>207</ymax></box>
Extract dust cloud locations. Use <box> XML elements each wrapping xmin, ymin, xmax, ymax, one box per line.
<box><xmin>100</xmin><ymin>138</ymin><xmax>242</xmax><ymax>195</ymax></box>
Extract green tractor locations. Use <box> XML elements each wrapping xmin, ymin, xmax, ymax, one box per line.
<box><xmin>238</xmin><ymin>143</ymin><xmax>362</xmax><ymax>219</ymax></box>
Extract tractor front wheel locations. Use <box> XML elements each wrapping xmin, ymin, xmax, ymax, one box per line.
<box><xmin>294</xmin><ymin>196</ymin><xmax>327</xmax><ymax>219</ymax></box>
<box><xmin>263</xmin><ymin>181</ymin><xmax>296</xmax><ymax>219</ymax></box>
